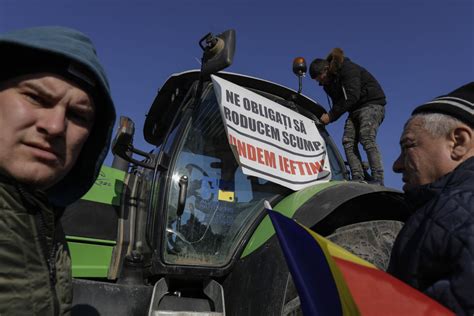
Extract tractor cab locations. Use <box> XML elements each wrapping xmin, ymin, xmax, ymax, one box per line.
<box><xmin>144</xmin><ymin>70</ymin><xmax>350</xmax><ymax>271</ymax></box>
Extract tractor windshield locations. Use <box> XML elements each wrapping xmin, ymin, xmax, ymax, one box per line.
<box><xmin>164</xmin><ymin>83</ymin><xmax>344</xmax><ymax>267</ymax></box>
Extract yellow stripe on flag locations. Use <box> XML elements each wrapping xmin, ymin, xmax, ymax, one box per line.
<box><xmin>311</xmin><ymin>231</ymin><xmax>377</xmax><ymax>269</ymax></box>
<box><xmin>300</xmin><ymin>224</ymin><xmax>361</xmax><ymax>316</ymax></box>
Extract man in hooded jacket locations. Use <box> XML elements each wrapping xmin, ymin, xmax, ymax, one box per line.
<box><xmin>0</xmin><ymin>26</ymin><xmax>116</xmax><ymax>315</ymax></box>
<box><xmin>309</xmin><ymin>48</ymin><xmax>386</xmax><ymax>185</ymax></box>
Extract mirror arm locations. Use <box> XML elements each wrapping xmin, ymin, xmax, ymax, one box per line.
<box><xmin>128</xmin><ymin>146</ymin><xmax>155</xmax><ymax>169</ymax></box>
<box><xmin>113</xmin><ymin>143</ymin><xmax>154</xmax><ymax>169</ymax></box>
<box><xmin>112</xmin><ymin>116</ymin><xmax>155</xmax><ymax>169</ymax></box>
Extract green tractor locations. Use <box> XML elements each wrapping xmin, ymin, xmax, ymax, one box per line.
<box><xmin>63</xmin><ymin>30</ymin><xmax>409</xmax><ymax>315</ymax></box>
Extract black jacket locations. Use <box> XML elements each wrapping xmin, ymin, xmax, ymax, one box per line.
<box><xmin>323</xmin><ymin>57</ymin><xmax>386</xmax><ymax>122</ymax></box>
<box><xmin>388</xmin><ymin>157</ymin><xmax>474</xmax><ymax>315</ymax></box>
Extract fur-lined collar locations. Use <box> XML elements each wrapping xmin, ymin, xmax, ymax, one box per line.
<box><xmin>326</xmin><ymin>47</ymin><xmax>345</xmax><ymax>76</ymax></box>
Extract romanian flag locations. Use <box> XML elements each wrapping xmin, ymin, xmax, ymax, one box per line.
<box><xmin>267</xmin><ymin>210</ymin><xmax>454</xmax><ymax>316</ymax></box>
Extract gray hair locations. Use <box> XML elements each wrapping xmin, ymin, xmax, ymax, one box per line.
<box><xmin>407</xmin><ymin>112</ymin><xmax>465</xmax><ymax>138</ymax></box>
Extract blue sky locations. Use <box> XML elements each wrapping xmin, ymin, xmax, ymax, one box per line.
<box><xmin>1</xmin><ymin>0</ymin><xmax>473</xmax><ymax>190</ymax></box>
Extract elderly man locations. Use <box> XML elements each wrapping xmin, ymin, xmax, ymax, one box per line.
<box><xmin>388</xmin><ymin>82</ymin><xmax>474</xmax><ymax>315</ymax></box>
<box><xmin>0</xmin><ymin>26</ymin><xmax>116</xmax><ymax>315</ymax></box>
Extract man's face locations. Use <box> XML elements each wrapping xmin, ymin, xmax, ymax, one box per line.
<box><xmin>392</xmin><ymin>116</ymin><xmax>455</xmax><ymax>191</ymax></box>
<box><xmin>0</xmin><ymin>73</ymin><xmax>95</xmax><ymax>189</ymax></box>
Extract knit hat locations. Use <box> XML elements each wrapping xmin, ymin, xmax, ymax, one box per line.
<box><xmin>0</xmin><ymin>26</ymin><xmax>116</xmax><ymax>206</ymax></box>
<box><xmin>309</xmin><ymin>58</ymin><xmax>329</xmax><ymax>79</ymax></box>
<box><xmin>412</xmin><ymin>82</ymin><xmax>474</xmax><ymax>128</ymax></box>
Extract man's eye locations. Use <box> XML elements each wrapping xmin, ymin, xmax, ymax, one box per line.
<box><xmin>401</xmin><ymin>143</ymin><xmax>416</xmax><ymax>151</ymax></box>
<box><xmin>68</xmin><ymin>110</ymin><xmax>92</xmax><ymax>126</ymax></box>
<box><xmin>69</xmin><ymin>111</ymin><xmax>86</xmax><ymax>122</ymax></box>
<box><xmin>24</xmin><ymin>93</ymin><xmax>44</xmax><ymax>104</ymax></box>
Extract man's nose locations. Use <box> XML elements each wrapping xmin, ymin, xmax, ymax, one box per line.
<box><xmin>37</xmin><ymin>106</ymin><xmax>67</xmax><ymax>136</ymax></box>
<box><xmin>392</xmin><ymin>154</ymin><xmax>403</xmax><ymax>174</ymax></box>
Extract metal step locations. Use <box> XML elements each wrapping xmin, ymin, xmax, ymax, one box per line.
<box><xmin>152</xmin><ymin>312</ymin><xmax>223</xmax><ymax>316</ymax></box>
<box><xmin>148</xmin><ymin>278</ymin><xmax>226</xmax><ymax>316</ymax></box>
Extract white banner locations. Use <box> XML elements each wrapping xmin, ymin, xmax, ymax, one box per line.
<box><xmin>212</xmin><ymin>75</ymin><xmax>331</xmax><ymax>191</ymax></box>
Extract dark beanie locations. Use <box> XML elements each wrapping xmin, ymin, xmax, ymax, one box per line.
<box><xmin>412</xmin><ymin>82</ymin><xmax>474</xmax><ymax>128</ymax></box>
<box><xmin>309</xmin><ymin>58</ymin><xmax>328</xmax><ymax>79</ymax></box>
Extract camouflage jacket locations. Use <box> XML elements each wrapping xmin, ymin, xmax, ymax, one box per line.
<box><xmin>0</xmin><ymin>178</ymin><xmax>72</xmax><ymax>315</ymax></box>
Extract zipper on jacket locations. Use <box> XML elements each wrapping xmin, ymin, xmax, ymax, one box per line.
<box><xmin>341</xmin><ymin>84</ymin><xmax>348</xmax><ymax>100</ymax></box>
<box><xmin>35</xmin><ymin>209</ymin><xmax>60</xmax><ymax>316</ymax></box>
<box><xmin>17</xmin><ymin>185</ymin><xmax>60</xmax><ymax>316</ymax></box>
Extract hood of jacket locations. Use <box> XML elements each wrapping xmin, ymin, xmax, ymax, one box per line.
<box><xmin>0</xmin><ymin>26</ymin><xmax>116</xmax><ymax>207</ymax></box>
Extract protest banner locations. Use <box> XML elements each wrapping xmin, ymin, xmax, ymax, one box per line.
<box><xmin>211</xmin><ymin>75</ymin><xmax>331</xmax><ymax>191</ymax></box>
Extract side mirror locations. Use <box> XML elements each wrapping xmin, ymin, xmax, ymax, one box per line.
<box><xmin>112</xmin><ymin>116</ymin><xmax>154</xmax><ymax>169</ymax></box>
<box><xmin>292</xmin><ymin>57</ymin><xmax>307</xmax><ymax>94</ymax></box>
<box><xmin>199</xmin><ymin>29</ymin><xmax>236</xmax><ymax>77</ymax></box>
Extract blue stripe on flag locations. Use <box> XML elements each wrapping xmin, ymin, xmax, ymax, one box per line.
<box><xmin>267</xmin><ymin>210</ymin><xmax>343</xmax><ymax>316</ymax></box>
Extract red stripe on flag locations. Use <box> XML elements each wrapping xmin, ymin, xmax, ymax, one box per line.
<box><xmin>334</xmin><ymin>257</ymin><xmax>454</xmax><ymax>316</ymax></box>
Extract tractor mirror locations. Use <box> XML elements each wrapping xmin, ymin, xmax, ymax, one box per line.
<box><xmin>199</xmin><ymin>29</ymin><xmax>236</xmax><ymax>76</ymax></box>
<box><xmin>112</xmin><ymin>116</ymin><xmax>154</xmax><ymax>169</ymax></box>
<box><xmin>112</xmin><ymin>116</ymin><xmax>135</xmax><ymax>160</ymax></box>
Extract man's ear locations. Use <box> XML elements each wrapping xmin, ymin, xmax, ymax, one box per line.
<box><xmin>451</xmin><ymin>126</ymin><xmax>474</xmax><ymax>160</ymax></box>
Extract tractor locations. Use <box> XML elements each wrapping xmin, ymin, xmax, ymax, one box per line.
<box><xmin>63</xmin><ymin>30</ymin><xmax>409</xmax><ymax>315</ymax></box>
